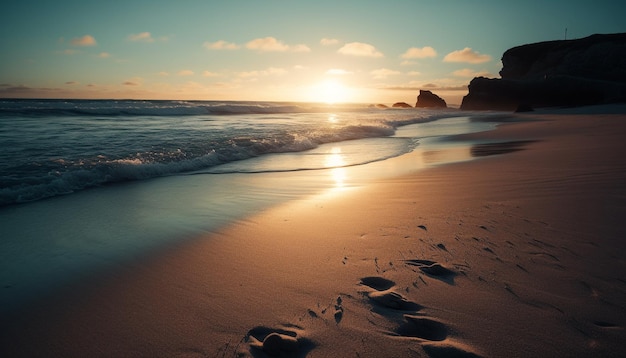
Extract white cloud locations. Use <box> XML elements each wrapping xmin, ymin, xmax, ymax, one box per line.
<box><xmin>128</xmin><ymin>32</ymin><xmax>154</xmax><ymax>43</ymax></box>
<box><xmin>401</xmin><ymin>46</ymin><xmax>437</xmax><ymax>59</ymax></box>
<box><xmin>326</xmin><ymin>69</ymin><xmax>353</xmax><ymax>75</ymax></box>
<box><xmin>452</xmin><ymin>68</ymin><xmax>492</xmax><ymax>77</ymax></box>
<box><xmin>371</xmin><ymin>68</ymin><xmax>401</xmax><ymax>79</ymax></box>
<box><xmin>202</xmin><ymin>71</ymin><xmax>219</xmax><ymax>77</ymax></box>
<box><xmin>122</xmin><ymin>77</ymin><xmax>143</xmax><ymax>86</ymax></box>
<box><xmin>444</xmin><ymin>48</ymin><xmax>492</xmax><ymax>64</ymax></box>
<box><xmin>338</xmin><ymin>42</ymin><xmax>384</xmax><ymax>57</ymax></box>
<box><xmin>203</xmin><ymin>40</ymin><xmax>240</xmax><ymax>50</ymax></box>
<box><xmin>292</xmin><ymin>44</ymin><xmax>311</xmax><ymax>52</ymax></box>
<box><xmin>71</xmin><ymin>35</ymin><xmax>96</xmax><ymax>46</ymax></box>
<box><xmin>246</xmin><ymin>37</ymin><xmax>290</xmax><ymax>52</ymax></box>
<box><xmin>320</xmin><ymin>38</ymin><xmax>340</xmax><ymax>46</ymax></box>
<box><xmin>178</xmin><ymin>70</ymin><xmax>194</xmax><ymax>76</ymax></box>
<box><xmin>237</xmin><ymin>67</ymin><xmax>288</xmax><ymax>78</ymax></box>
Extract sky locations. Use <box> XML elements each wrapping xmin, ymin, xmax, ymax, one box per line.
<box><xmin>1</xmin><ymin>0</ymin><xmax>625</xmax><ymax>105</ymax></box>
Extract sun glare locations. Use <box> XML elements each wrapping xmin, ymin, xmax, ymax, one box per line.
<box><xmin>312</xmin><ymin>80</ymin><xmax>351</xmax><ymax>104</ymax></box>
<box><xmin>325</xmin><ymin>147</ymin><xmax>347</xmax><ymax>188</ymax></box>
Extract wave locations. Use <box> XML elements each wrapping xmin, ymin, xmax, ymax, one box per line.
<box><xmin>0</xmin><ymin>99</ymin><xmax>474</xmax><ymax>206</ymax></box>
<box><xmin>0</xmin><ymin>99</ymin><xmax>366</xmax><ymax>117</ymax></box>
<box><xmin>0</xmin><ymin>122</ymin><xmax>401</xmax><ymax>206</ymax></box>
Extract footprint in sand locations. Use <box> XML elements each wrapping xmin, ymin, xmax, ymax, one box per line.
<box><xmin>368</xmin><ymin>290</ymin><xmax>422</xmax><ymax>311</ymax></box>
<box><xmin>360</xmin><ymin>276</ymin><xmax>421</xmax><ymax>311</ymax></box>
<box><xmin>360</xmin><ymin>276</ymin><xmax>396</xmax><ymax>291</ymax></box>
<box><xmin>334</xmin><ymin>296</ymin><xmax>344</xmax><ymax>324</ymax></box>
<box><xmin>394</xmin><ymin>316</ymin><xmax>483</xmax><ymax>358</ymax></box>
<box><xmin>421</xmin><ymin>341</ymin><xmax>483</xmax><ymax>358</ymax></box>
<box><xmin>359</xmin><ymin>276</ymin><xmax>482</xmax><ymax>357</ymax></box>
<box><xmin>393</xmin><ymin>315</ymin><xmax>448</xmax><ymax>341</ymax></box>
<box><xmin>404</xmin><ymin>259</ymin><xmax>457</xmax><ymax>284</ymax></box>
<box><xmin>245</xmin><ymin>326</ymin><xmax>315</xmax><ymax>357</ymax></box>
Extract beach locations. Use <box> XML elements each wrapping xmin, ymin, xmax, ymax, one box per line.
<box><xmin>2</xmin><ymin>105</ymin><xmax>626</xmax><ymax>357</ymax></box>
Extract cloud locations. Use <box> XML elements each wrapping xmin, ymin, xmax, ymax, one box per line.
<box><xmin>122</xmin><ymin>80</ymin><xmax>140</xmax><ymax>86</ymax></box>
<box><xmin>71</xmin><ymin>35</ymin><xmax>96</xmax><ymax>46</ymax></box>
<box><xmin>452</xmin><ymin>68</ymin><xmax>492</xmax><ymax>77</ymax></box>
<box><xmin>326</xmin><ymin>69</ymin><xmax>353</xmax><ymax>75</ymax></box>
<box><xmin>128</xmin><ymin>32</ymin><xmax>154</xmax><ymax>42</ymax></box>
<box><xmin>178</xmin><ymin>70</ymin><xmax>194</xmax><ymax>76</ymax></box>
<box><xmin>202</xmin><ymin>71</ymin><xmax>219</xmax><ymax>77</ymax></box>
<box><xmin>320</xmin><ymin>38</ymin><xmax>340</xmax><ymax>46</ymax></box>
<box><xmin>382</xmin><ymin>83</ymin><xmax>468</xmax><ymax>91</ymax></box>
<box><xmin>292</xmin><ymin>44</ymin><xmax>311</xmax><ymax>52</ymax></box>
<box><xmin>407</xmin><ymin>71</ymin><xmax>421</xmax><ymax>76</ymax></box>
<box><xmin>371</xmin><ymin>68</ymin><xmax>401</xmax><ymax>79</ymax></box>
<box><xmin>97</xmin><ymin>52</ymin><xmax>111</xmax><ymax>58</ymax></box>
<box><xmin>158</xmin><ymin>71</ymin><xmax>170</xmax><ymax>76</ymax></box>
<box><xmin>246</xmin><ymin>37</ymin><xmax>290</xmax><ymax>52</ymax></box>
<box><xmin>444</xmin><ymin>48</ymin><xmax>491</xmax><ymax>64</ymax></box>
<box><xmin>237</xmin><ymin>67</ymin><xmax>288</xmax><ymax>78</ymax></box>
<box><xmin>337</xmin><ymin>42</ymin><xmax>383</xmax><ymax>57</ymax></box>
<box><xmin>204</xmin><ymin>40</ymin><xmax>240</xmax><ymax>50</ymax></box>
<box><xmin>58</xmin><ymin>49</ymin><xmax>78</xmax><ymax>55</ymax></box>
<box><xmin>401</xmin><ymin>46</ymin><xmax>437</xmax><ymax>59</ymax></box>
<box><xmin>65</xmin><ymin>81</ymin><xmax>78</xmax><ymax>85</ymax></box>
<box><xmin>0</xmin><ymin>84</ymin><xmax>62</xmax><ymax>96</ymax></box>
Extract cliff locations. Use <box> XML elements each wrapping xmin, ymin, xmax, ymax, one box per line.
<box><xmin>461</xmin><ymin>33</ymin><xmax>626</xmax><ymax>110</ymax></box>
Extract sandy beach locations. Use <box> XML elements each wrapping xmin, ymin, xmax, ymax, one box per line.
<box><xmin>2</xmin><ymin>106</ymin><xmax>626</xmax><ymax>357</ymax></box>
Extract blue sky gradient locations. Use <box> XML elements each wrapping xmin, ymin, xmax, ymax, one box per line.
<box><xmin>1</xmin><ymin>0</ymin><xmax>625</xmax><ymax>104</ymax></box>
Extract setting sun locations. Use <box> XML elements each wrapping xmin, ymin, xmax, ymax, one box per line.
<box><xmin>311</xmin><ymin>79</ymin><xmax>352</xmax><ymax>104</ymax></box>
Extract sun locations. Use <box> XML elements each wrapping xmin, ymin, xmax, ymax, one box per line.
<box><xmin>312</xmin><ymin>79</ymin><xmax>351</xmax><ymax>104</ymax></box>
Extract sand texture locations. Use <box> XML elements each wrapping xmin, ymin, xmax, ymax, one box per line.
<box><xmin>1</xmin><ymin>106</ymin><xmax>626</xmax><ymax>357</ymax></box>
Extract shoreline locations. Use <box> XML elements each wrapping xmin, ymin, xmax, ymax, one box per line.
<box><xmin>0</xmin><ymin>112</ymin><xmax>502</xmax><ymax>315</ymax></box>
<box><xmin>2</xmin><ymin>105</ymin><xmax>626</xmax><ymax>357</ymax></box>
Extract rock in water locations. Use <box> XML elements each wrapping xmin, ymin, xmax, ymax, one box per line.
<box><xmin>415</xmin><ymin>90</ymin><xmax>447</xmax><ymax>108</ymax></box>
<box><xmin>392</xmin><ymin>102</ymin><xmax>412</xmax><ymax>108</ymax></box>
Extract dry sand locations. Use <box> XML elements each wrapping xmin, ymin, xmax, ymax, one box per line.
<box><xmin>2</xmin><ymin>106</ymin><xmax>626</xmax><ymax>357</ymax></box>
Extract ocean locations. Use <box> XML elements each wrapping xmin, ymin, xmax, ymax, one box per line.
<box><xmin>0</xmin><ymin>99</ymin><xmax>502</xmax><ymax>312</ymax></box>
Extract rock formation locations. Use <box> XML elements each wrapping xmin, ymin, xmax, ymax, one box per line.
<box><xmin>461</xmin><ymin>33</ymin><xmax>626</xmax><ymax>110</ymax></box>
<box><xmin>415</xmin><ymin>90</ymin><xmax>447</xmax><ymax>108</ymax></box>
<box><xmin>392</xmin><ymin>102</ymin><xmax>412</xmax><ymax>108</ymax></box>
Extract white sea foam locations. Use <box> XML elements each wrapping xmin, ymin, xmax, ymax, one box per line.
<box><xmin>0</xmin><ymin>99</ymin><xmax>479</xmax><ymax>206</ymax></box>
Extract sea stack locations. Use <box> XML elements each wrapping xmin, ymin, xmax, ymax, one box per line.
<box><xmin>415</xmin><ymin>90</ymin><xmax>447</xmax><ymax>108</ymax></box>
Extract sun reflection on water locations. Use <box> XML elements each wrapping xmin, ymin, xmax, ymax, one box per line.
<box><xmin>325</xmin><ymin>147</ymin><xmax>347</xmax><ymax>189</ymax></box>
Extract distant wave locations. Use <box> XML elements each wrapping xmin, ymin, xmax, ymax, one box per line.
<box><xmin>0</xmin><ymin>99</ymin><xmax>471</xmax><ymax>206</ymax></box>
<box><xmin>0</xmin><ymin>99</ymin><xmax>369</xmax><ymax>117</ymax></box>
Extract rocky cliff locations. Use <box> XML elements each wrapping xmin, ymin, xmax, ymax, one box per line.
<box><xmin>461</xmin><ymin>33</ymin><xmax>626</xmax><ymax>110</ymax></box>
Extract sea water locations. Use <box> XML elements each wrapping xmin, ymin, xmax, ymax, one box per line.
<box><xmin>0</xmin><ymin>99</ymin><xmax>502</xmax><ymax>313</ymax></box>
